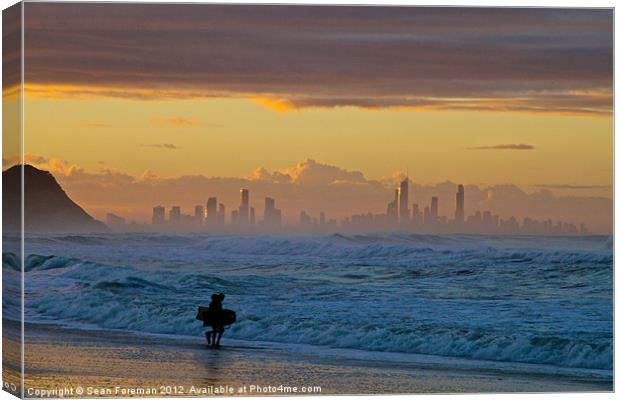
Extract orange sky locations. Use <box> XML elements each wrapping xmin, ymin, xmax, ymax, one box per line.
<box><xmin>2</xmin><ymin>4</ymin><xmax>613</xmax><ymax>232</ymax></box>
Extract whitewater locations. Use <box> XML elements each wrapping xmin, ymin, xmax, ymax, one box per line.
<box><xmin>2</xmin><ymin>233</ymin><xmax>613</xmax><ymax>372</ymax></box>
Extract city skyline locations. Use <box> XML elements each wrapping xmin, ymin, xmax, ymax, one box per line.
<box><xmin>102</xmin><ymin>175</ymin><xmax>593</xmax><ymax>236</ymax></box>
<box><xmin>6</xmin><ymin>157</ymin><xmax>612</xmax><ymax>234</ymax></box>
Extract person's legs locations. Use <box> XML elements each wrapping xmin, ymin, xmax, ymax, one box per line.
<box><xmin>213</xmin><ymin>326</ymin><xmax>224</xmax><ymax>347</ymax></box>
<box><xmin>205</xmin><ymin>330</ymin><xmax>213</xmax><ymax>345</ymax></box>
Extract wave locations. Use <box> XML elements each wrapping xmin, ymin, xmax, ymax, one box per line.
<box><xmin>230</xmin><ymin>317</ymin><xmax>612</xmax><ymax>370</ymax></box>
<box><xmin>2</xmin><ymin>232</ymin><xmax>613</xmax><ymax>371</ymax></box>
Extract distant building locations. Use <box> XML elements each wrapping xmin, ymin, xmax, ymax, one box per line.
<box><xmin>398</xmin><ymin>177</ymin><xmax>409</xmax><ymax>223</ymax></box>
<box><xmin>263</xmin><ymin>197</ymin><xmax>282</xmax><ymax>229</ymax></box>
<box><xmin>170</xmin><ymin>206</ymin><xmax>181</xmax><ymax>225</ymax></box>
<box><xmin>483</xmin><ymin>210</ymin><xmax>493</xmax><ymax>228</ymax></box>
<box><xmin>194</xmin><ymin>205</ymin><xmax>204</xmax><ymax>225</ymax></box>
<box><xmin>218</xmin><ymin>203</ymin><xmax>226</xmax><ymax>225</ymax></box>
<box><xmin>431</xmin><ymin>196</ymin><xmax>438</xmax><ymax>219</ymax></box>
<box><xmin>455</xmin><ymin>184</ymin><xmax>465</xmax><ymax>224</ymax></box>
<box><xmin>387</xmin><ymin>189</ymin><xmax>398</xmax><ymax>224</ymax></box>
<box><xmin>250</xmin><ymin>207</ymin><xmax>255</xmax><ymax>226</ymax></box>
<box><xmin>206</xmin><ymin>197</ymin><xmax>218</xmax><ymax>225</ymax></box>
<box><xmin>152</xmin><ymin>205</ymin><xmax>165</xmax><ymax>226</ymax></box>
<box><xmin>238</xmin><ymin>188</ymin><xmax>250</xmax><ymax>225</ymax></box>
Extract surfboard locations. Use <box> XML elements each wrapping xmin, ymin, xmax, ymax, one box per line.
<box><xmin>196</xmin><ymin>306</ymin><xmax>236</xmax><ymax>326</ymax></box>
<box><xmin>196</xmin><ymin>306</ymin><xmax>209</xmax><ymax>321</ymax></box>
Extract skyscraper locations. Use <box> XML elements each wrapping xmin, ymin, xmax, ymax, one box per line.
<box><xmin>194</xmin><ymin>205</ymin><xmax>204</xmax><ymax>225</ymax></box>
<box><xmin>455</xmin><ymin>184</ymin><xmax>465</xmax><ymax>224</ymax></box>
<box><xmin>218</xmin><ymin>203</ymin><xmax>226</xmax><ymax>225</ymax></box>
<box><xmin>238</xmin><ymin>188</ymin><xmax>250</xmax><ymax>225</ymax></box>
<box><xmin>398</xmin><ymin>177</ymin><xmax>409</xmax><ymax>223</ymax></box>
<box><xmin>387</xmin><ymin>188</ymin><xmax>399</xmax><ymax>224</ymax></box>
<box><xmin>152</xmin><ymin>205</ymin><xmax>165</xmax><ymax>226</ymax></box>
<box><xmin>263</xmin><ymin>197</ymin><xmax>282</xmax><ymax>229</ymax></box>
<box><xmin>431</xmin><ymin>196</ymin><xmax>438</xmax><ymax>219</ymax></box>
<box><xmin>169</xmin><ymin>206</ymin><xmax>181</xmax><ymax>225</ymax></box>
<box><xmin>206</xmin><ymin>197</ymin><xmax>218</xmax><ymax>225</ymax></box>
<box><xmin>264</xmin><ymin>197</ymin><xmax>275</xmax><ymax>218</ymax></box>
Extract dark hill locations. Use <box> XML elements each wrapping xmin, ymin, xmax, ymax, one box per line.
<box><xmin>3</xmin><ymin>164</ymin><xmax>108</xmax><ymax>233</ymax></box>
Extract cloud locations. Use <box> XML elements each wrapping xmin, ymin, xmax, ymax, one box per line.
<box><xmin>248</xmin><ymin>159</ymin><xmax>369</xmax><ymax>186</ymax></box>
<box><xmin>13</xmin><ymin>4</ymin><xmax>611</xmax><ymax>115</ymax></box>
<box><xmin>140</xmin><ymin>143</ymin><xmax>181</xmax><ymax>150</ymax></box>
<box><xmin>139</xmin><ymin>169</ymin><xmax>159</xmax><ymax>181</ymax></box>
<box><xmin>2</xmin><ymin>155</ymin><xmax>86</xmax><ymax>177</ymax></box>
<box><xmin>247</xmin><ymin>167</ymin><xmax>292</xmax><ymax>184</ymax></box>
<box><xmin>3</xmin><ymin>154</ymin><xmax>49</xmax><ymax>168</ymax></box>
<box><xmin>467</xmin><ymin>144</ymin><xmax>535</xmax><ymax>150</ymax></box>
<box><xmin>150</xmin><ymin>116</ymin><xmax>203</xmax><ymax>126</ymax></box>
<box><xmin>277</xmin><ymin>159</ymin><xmax>367</xmax><ymax>186</ymax></box>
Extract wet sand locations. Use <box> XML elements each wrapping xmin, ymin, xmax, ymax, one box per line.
<box><xmin>2</xmin><ymin>320</ymin><xmax>612</xmax><ymax>397</ymax></box>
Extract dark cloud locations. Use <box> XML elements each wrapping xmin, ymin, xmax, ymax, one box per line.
<box><xmin>14</xmin><ymin>4</ymin><xmax>612</xmax><ymax>114</ymax></box>
<box><xmin>467</xmin><ymin>144</ymin><xmax>535</xmax><ymax>150</ymax></box>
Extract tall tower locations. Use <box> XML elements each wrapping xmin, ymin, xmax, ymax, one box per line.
<box><xmin>455</xmin><ymin>184</ymin><xmax>465</xmax><ymax>224</ymax></box>
<box><xmin>264</xmin><ymin>197</ymin><xmax>275</xmax><ymax>222</ymax></box>
<box><xmin>263</xmin><ymin>197</ymin><xmax>282</xmax><ymax>229</ymax></box>
<box><xmin>152</xmin><ymin>206</ymin><xmax>165</xmax><ymax>227</ymax></box>
<box><xmin>206</xmin><ymin>197</ymin><xmax>218</xmax><ymax>225</ymax></box>
<box><xmin>387</xmin><ymin>188</ymin><xmax>399</xmax><ymax>224</ymax></box>
<box><xmin>239</xmin><ymin>188</ymin><xmax>250</xmax><ymax>225</ymax></box>
<box><xmin>431</xmin><ymin>196</ymin><xmax>438</xmax><ymax>218</ymax></box>
<box><xmin>218</xmin><ymin>203</ymin><xmax>226</xmax><ymax>225</ymax></box>
<box><xmin>398</xmin><ymin>174</ymin><xmax>409</xmax><ymax>223</ymax></box>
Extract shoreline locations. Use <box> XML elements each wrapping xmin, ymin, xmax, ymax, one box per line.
<box><xmin>2</xmin><ymin>319</ymin><xmax>613</xmax><ymax>397</ymax></box>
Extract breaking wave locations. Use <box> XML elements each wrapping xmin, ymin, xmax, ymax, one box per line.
<box><xmin>2</xmin><ymin>232</ymin><xmax>613</xmax><ymax>371</ymax></box>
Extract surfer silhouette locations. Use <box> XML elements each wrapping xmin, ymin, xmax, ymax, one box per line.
<box><xmin>205</xmin><ymin>293</ymin><xmax>225</xmax><ymax>348</ymax></box>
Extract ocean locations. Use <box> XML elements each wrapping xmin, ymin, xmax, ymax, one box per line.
<box><xmin>3</xmin><ymin>233</ymin><xmax>613</xmax><ymax>373</ymax></box>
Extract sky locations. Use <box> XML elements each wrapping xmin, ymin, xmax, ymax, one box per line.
<box><xmin>2</xmin><ymin>4</ymin><xmax>613</xmax><ymax>231</ymax></box>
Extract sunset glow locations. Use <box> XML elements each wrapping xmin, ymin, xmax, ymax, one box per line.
<box><xmin>2</xmin><ymin>3</ymin><xmax>612</xmax><ymax>232</ymax></box>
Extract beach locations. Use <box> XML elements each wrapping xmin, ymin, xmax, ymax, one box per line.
<box><xmin>2</xmin><ymin>319</ymin><xmax>612</xmax><ymax>397</ymax></box>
